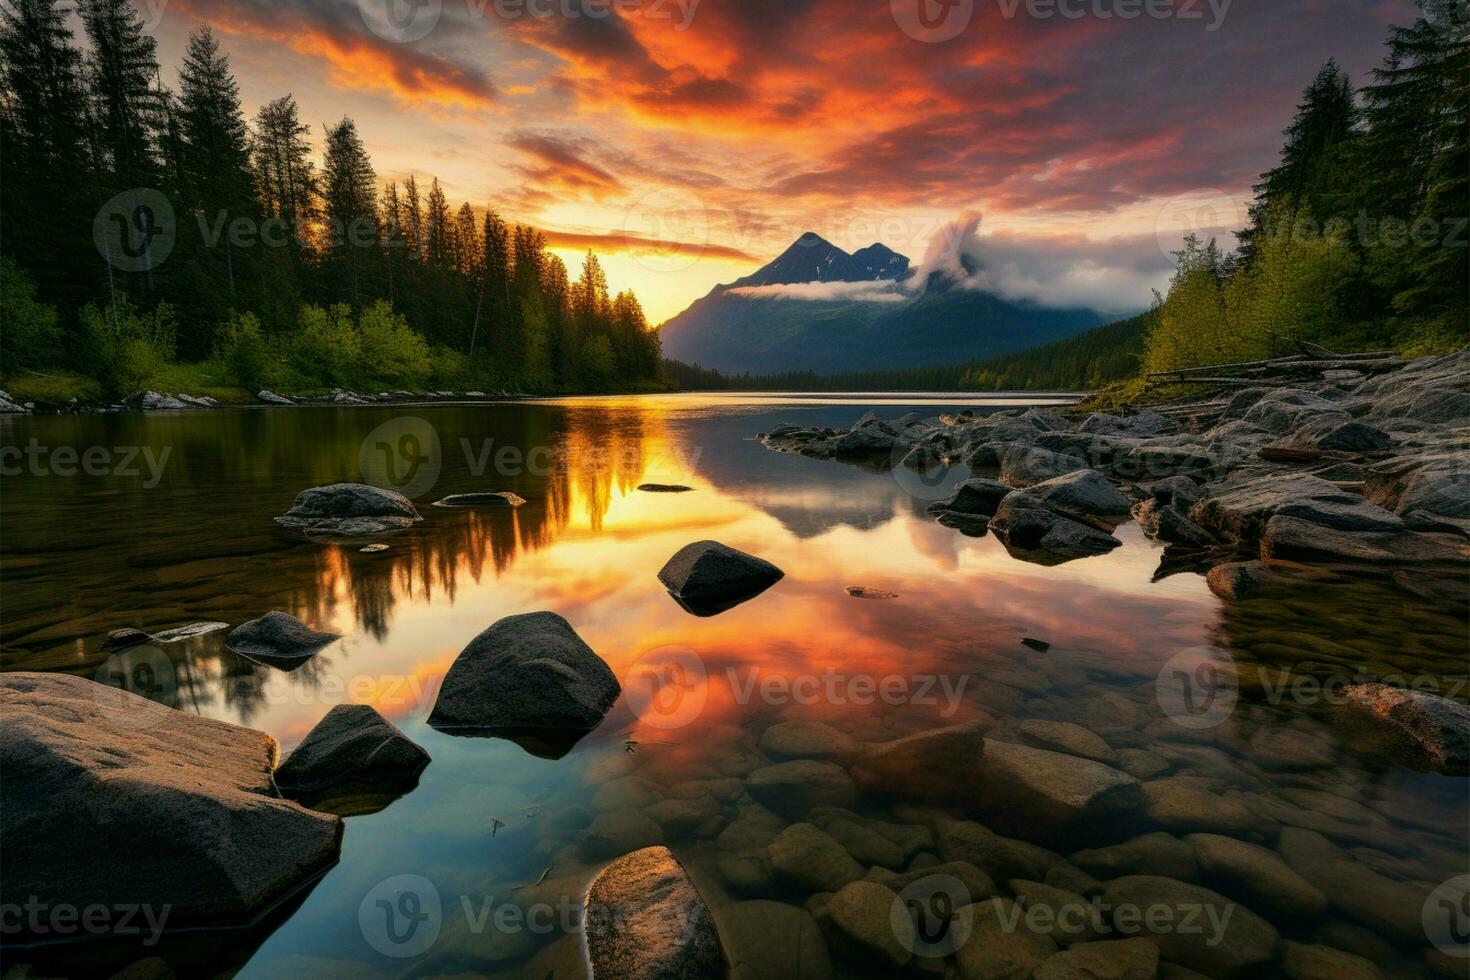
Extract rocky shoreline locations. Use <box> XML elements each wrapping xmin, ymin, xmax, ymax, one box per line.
<box><xmin>758</xmin><ymin>347</ymin><xmax>1470</xmax><ymax>602</ymax></box>
<box><xmin>0</xmin><ymin>386</ymin><xmax>534</xmax><ymax>415</ymax></box>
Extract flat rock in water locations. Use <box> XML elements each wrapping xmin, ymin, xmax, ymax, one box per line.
<box><xmin>999</xmin><ymin>445</ymin><xmax>1090</xmax><ymax>488</ymax></box>
<box><xmin>427</xmin><ymin>611</ymin><xmax>620</xmax><ymax>758</ymax></box>
<box><xmin>1260</xmin><ymin>514</ymin><xmax>1468</xmax><ymax>567</ymax></box>
<box><xmin>433</xmin><ymin>491</ymin><xmax>526</xmax><ymax>508</ymax></box>
<box><xmin>638</xmin><ymin>483</ymin><xmax>694</xmax><ymax>493</ymax></box>
<box><xmin>851</xmin><ymin>722</ymin><xmax>989</xmax><ymax>802</ymax></box>
<box><xmin>274</xmin><ymin>704</ymin><xmax>430</xmax><ymax>815</ymax></box>
<box><xmin>927</xmin><ymin>478</ymin><xmax>1012</xmax><ymax>517</ymax></box>
<box><xmin>1340</xmin><ymin>683</ymin><xmax>1470</xmax><ymax>775</ymax></box>
<box><xmin>658</xmin><ymin>540</ymin><xmax>784</xmax><ymax>616</ymax></box>
<box><xmin>717</xmin><ymin>900</ymin><xmax>832</xmax><ymax>980</ymax></box>
<box><xmin>227</xmin><ymin>611</ymin><xmax>341</xmax><ymax>663</ymax></box>
<box><xmin>976</xmin><ymin>739</ymin><xmax>1141</xmax><ymax>843</ymax></box>
<box><xmin>0</xmin><ymin>672</ymin><xmax>341</xmax><ymax>939</ymax></box>
<box><xmin>102</xmin><ymin>627</ymin><xmax>155</xmax><ymax>652</ymax></box>
<box><xmin>844</xmin><ymin>586</ymin><xmax>898</xmax><ymax>600</ymax></box>
<box><xmin>746</xmin><ymin>759</ymin><xmax>858</xmax><ymax>816</ymax></box>
<box><xmin>988</xmin><ymin>507</ymin><xmax>1122</xmax><ymax>566</ymax></box>
<box><xmin>995</xmin><ymin>469</ymin><xmax>1132</xmax><ymax>528</ymax></box>
<box><xmin>827</xmin><ymin>881</ymin><xmax>912</xmax><ymax>969</ymax></box>
<box><xmin>1021</xmin><ymin>637</ymin><xmax>1051</xmax><ymax>652</ymax></box>
<box><xmin>276</xmin><ymin>483</ymin><xmax>422</xmax><ymax>538</ymax></box>
<box><xmin>1188</xmin><ymin>472</ymin><xmax>1400</xmax><ymax>544</ymax></box>
<box><xmin>584</xmin><ymin>845</ymin><xmax>728</xmax><ymax>980</ymax></box>
<box><xmin>1097</xmin><ymin>875</ymin><xmax>1278</xmax><ymax>977</ymax></box>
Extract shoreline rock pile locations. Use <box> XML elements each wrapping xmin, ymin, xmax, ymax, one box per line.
<box><xmin>759</xmin><ymin>348</ymin><xmax>1470</xmax><ymax>592</ymax></box>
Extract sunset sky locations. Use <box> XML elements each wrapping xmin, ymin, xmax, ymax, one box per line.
<box><xmin>141</xmin><ymin>0</ymin><xmax>1414</xmax><ymax>322</ymax></box>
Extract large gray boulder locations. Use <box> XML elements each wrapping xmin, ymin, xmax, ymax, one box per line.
<box><xmin>274</xmin><ymin>704</ymin><xmax>430</xmax><ymax>815</ymax></box>
<box><xmin>427</xmin><ymin>612</ymin><xmax>620</xmax><ymax>757</ymax></box>
<box><xmin>0</xmin><ymin>672</ymin><xmax>342</xmax><ymax>940</ymax></box>
<box><xmin>1000</xmin><ymin>445</ymin><xmax>1090</xmax><ymax>487</ymax></box>
<box><xmin>988</xmin><ymin>506</ymin><xmax>1122</xmax><ymax>565</ymax></box>
<box><xmin>275</xmin><ymin>483</ymin><xmax>423</xmax><ymax>539</ymax></box>
<box><xmin>226</xmin><ymin>611</ymin><xmax>341</xmax><ymax>663</ymax></box>
<box><xmin>1340</xmin><ymin>683</ymin><xmax>1470</xmax><ymax>775</ymax></box>
<box><xmin>1365</xmin><ymin>452</ymin><xmax>1470</xmax><ymax>534</ymax></box>
<box><xmin>1242</xmin><ymin>389</ymin><xmax>1345</xmax><ymax>434</ymax></box>
<box><xmin>584</xmin><ymin>845</ymin><xmax>728</xmax><ymax>980</ymax></box>
<box><xmin>1188</xmin><ymin>472</ymin><xmax>1401</xmax><ymax>544</ymax></box>
<box><xmin>994</xmin><ymin>469</ymin><xmax>1132</xmax><ymax>529</ymax></box>
<box><xmin>658</xmin><ymin>540</ymin><xmax>784</xmax><ymax>615</ymax></box>
<box><xmin>1263</xmin><ymin>416</ymin><xmax>1391</xmax><ymax>455</ymax></box>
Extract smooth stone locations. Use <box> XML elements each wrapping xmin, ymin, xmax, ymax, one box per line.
<box><xmin>988</xmin><ymin>506</ymin><xmax>1122</xmax><ymax>565</ymax></box>
<box><xmin>1097</xmin><ymin>876</ymin><xmax>1278</xmax><ymax>977</ymax></box>
<box><xmin>428</xmin><ymin>612</ymin><xmax>619</xmax><ymax>757</ymax></box>
<box><xmin>1277</xmin><ymin>828</ymin><xmax>1430</xmax><ymax>943</ymax></box>
<box><xmin>809</xmin><ymin>807</ymin><xmax>932</xmax><ymax>869</ymax></box>
<box><xmin>1115</xmin><ymin>749</ymin><xmax>1170</xmax><ymax>779</ymax></box>
<box><xmin>638</xmin><ymin>484</ymin><xmax>694</xmax><ymax>492</ymax></box>
<box><xmin>1131</xmin><ymin>498</ymin><xmax>1215</xmax><ymax>547</ymax></box>
<box><xmin>870</xmin><ymin>860</ymin><xmax>997</xmax><ymax>905</ymax></box>
<box><xmin>717</xmin><ymin>850</ymin><xmax>775</xmax><ymax>897</ymax></box>
<box><xmin>746</xmin><ymin>760</ymin><xmax>858</xmax><ymax>817</ymax></box>
<box><xmin>718</xmin><ymin>900</ymin><xmax>832</xmax><ymax>980</ymax></box>
<box><xmin>1019</xmin><ymin>719</ymin><xmax>1118</xmax><ymax>764</ymax></box>
<box><xmin>275</xmin><ymin>482</ymin><xmax>422</xmax><ymax>537</ymax></box>
<box><xmin>1000</xmin><ymin>445</ymin><xmax>1090</xmax><ymax>487</ymax></box>
<box><xmin>226</xmin><ymin>611</ymin><xmax>340</xmax><ymax>662</ymax></box>
<box><xmin>1261</xmin><ymin>514</ymin><xmax>1468</xmax><ymax>566</ymax></box>
<box><xmin>827</xmin><ymin>881</ymin><xmax>913</xmax><ymax>970</ymax></box>
<box><xmin>1204</xmin><ymin>560</ymin><xmax>1287</xmax><ymax>601</ymax></box>
<box><xmin>928</xmin><ymin>478</ymin><xmax>1012</xmax><ymax>517</ymax></box>
<box><xmin>955</xmin><ymin>897</ymin><xmax>1059</xmax><ymax>980</ymax></box>
<box><xmin>657</xmin><ymin>540</ymin><xmax>784</xmax><ymax>605</ymax></box>
<box><xmin>274</xmin><ymin>704</ymin><xmax>430</xmax><ymax>815</ymax></box>
<box><xmin>645</xmin><ymin>796</ymin><xmax>721</xmax><ymax>836</ymax></box>
<box><xmin>433</xmin><ymin>491</ymin><xmax>526</xmax><ymax>507</ymax></box>
<box><xmin>1185</xmin><ymin>833</ymin><xmax>1328</xmax><ymax>918</ymax></box>
<box><xmin>1140</xmin><ymin>778</ymin><xmax>1259</xmax><ymax>836</ymax></box>
<box><xmin>101</xmin><ymin>627</ymin><xmax>154</xmax><ymax>652</ymax></box>
<box><xmin>1280</xmin><ymin>941</ymin><xmax>1387</xmax><ymax>980</ymax></box>
<box><xmin>851</xmin><ymin>722</ymin><xmax>989</xmax><ymax>802</ymax></box>
<box><xmin>1188</xmin><ymin>472</ymin><xmax>1401</xmax><ymax>544</ymax></box>
<box><xmin>579</xmin><ymin>810</ymin><xmax>665</xmax><ymax>861</ymax></box>
<box><xmin>1009</xmin><ymin>879</ymin><xmax>1110</xmax><ymax>946</ymax></box>
<box><xmin>1071</xmin><ymin>833</ymin><xmax>1200</xmax><ymax>883</ymax></box>
<box><xmin>1034</xmin><ymin>938</ymin><xmax>1161</xmax><ymax>980</ymax></box>
<box><xmin>936</xmin><ymin>820</ymin><xmax>1052</xmax><ymax>882</ymax></box>
<box><xmin>977</xmin><ymin>740</ymin><xmax>1141</xmax><ymax>841</ymax></box>
<box><xmin>758</xmin><ymin>720</ymin><xmax>858</xmax><ymax>761</ymax></box>
<box><xmin>768</xmin><ymin>823</ymin><xmax>862</xmax><ymax>893</ymax></box>
<box><xmin>994</xmin><ymin>468</ymin><xmax>1132</xmax><ymax>527</ymax></box>
<box><xmin>584</xmin><ymin>845</ymin><xmax>727</xmax><ymax>979</ymax></box>
<box><xmin>1341</xmin><ymin>683</ymin><xmax>1470</xmax><ymax>775</ymax></box>
<box><xmin>0</xmin><ymin>672</ymin><xmax>341</xmax><ymax>938</ymax></box>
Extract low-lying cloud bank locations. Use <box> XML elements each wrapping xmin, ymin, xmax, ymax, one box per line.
<box><xmin>731</xmin><ymin>213</ymin><xmax>1172</xmax><ymax>314</ymax></box>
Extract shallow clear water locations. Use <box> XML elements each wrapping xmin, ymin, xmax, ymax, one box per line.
<box><xmin>2</xmin><ymin>396</ymin><xmax>1465</xmax><ymax>979</ymax></box>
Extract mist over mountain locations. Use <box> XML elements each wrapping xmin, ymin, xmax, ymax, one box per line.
<box><xmin>658</xmin><ymin>233</ymin><xmax>1108</xmax><ymax>375</ymax></box>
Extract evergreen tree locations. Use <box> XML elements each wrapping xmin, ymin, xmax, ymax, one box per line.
<box><xmin>252</xmin><ymin>95</ymin><xmax>316</xmax><ymax>274</ymax></box>
<box><xmin>319</xmin><ymin>116</ymin><xmax>380</xmax><ymax>305</ymax></box>
<box><xmin>78</xmin><ymin>0</ymin><xmax>163</xmax><ymax>189</ymax></box>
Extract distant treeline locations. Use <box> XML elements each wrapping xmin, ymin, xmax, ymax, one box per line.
<box><xmin>0</xmin><ymin>3</ymin><xmax>660</xmax><ymax>397</ymax></box>
<box><xmin>662</xmin><ymin>311</ymin><xmax>1149</xmax><ymax>392</ymax></box>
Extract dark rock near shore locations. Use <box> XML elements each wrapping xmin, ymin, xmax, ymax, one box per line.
<box><xmin>1000</xmin><ymin>444</ymin><xmax>1090</xmax><ymax>487</ymax></box>
<box><xmin>433</xmin><ymin>491</ymin><xmax>526</xmax><ymax>508</ymax></box>
<box><xmin>927</xmin><ymin>477</ymin><xmax>1011</xmax><ymax>517</ymax></box>
<box><xmin>276</xmin><ymin>483</ymin><xmax>423</xmax><ymax>539</ymax></box>
<box><xmin>584</xmin><ymin>845</ymin><xmax>728</xmax><ymax>980</ymax></box>
<box><xmin>996</xmin><ymin>468</ymin><xmax>1132</xmax><ymax>528</ymax></box>
<box><xmin>1340</xmin><ymin>683</ymin><xmax>1470</xmax><ymax>775</ymax></box>
<box><xmin>428</xmin><ymin>612</ymin><xmax>620</xmax><ymax>757</ymax></box>
<box><xmin>658</xmin><ymin>540</ymin><xmax>784</xmax><ymax>615</ymax></box>
<box><xmin>0</xmin><ymin>672</ymin><xmax>341</xmax><ymax>940</ymax></box>
<box><xmin>226</xmin><ymin>611</ymin><xmax>341</xmax><ymax>663</ymax></box>
<box><xmin>989</xmin><ymin>506</ymin><xmax>1122</xmax><ymax>565</ymax></box>
<box><xmin>102</xmin><ymin>627</ymin><xmax>155</xmax><ymax>652</ymax></box>
<box><xmin>1260</xmin><ymin>514</ymin><xmax>1468</xmax><ymax>567</ymax></box>
<box><xmin>274</xmin><ymin>704</ymin><xmax>430</xmax><ymax>815</ymax></box>
<box><xmin>1189</xmin><ymin>472</ymin><xmax>1402</xmax><ymax>544</ymax></box>
<box><xmin>638</xmin><ymin>483</ymin><xmax>695</xmax><ymax>493</ymax></box>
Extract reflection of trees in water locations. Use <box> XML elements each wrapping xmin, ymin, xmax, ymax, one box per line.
<box><xmin>0</xmin><ymin>404</ymin><xmax>661</xmax><ymax>671</ymax></box>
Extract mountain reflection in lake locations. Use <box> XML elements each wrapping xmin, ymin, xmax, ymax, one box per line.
<box><xmin>2</xmin><ymin>395</ymin><xmax>1465</xmax><ymax>979</ymax></box>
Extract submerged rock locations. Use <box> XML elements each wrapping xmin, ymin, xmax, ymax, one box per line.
<box><xmin>851</xmin><ymin>722</ymin><xmax>989</xmax><ymax>802</ymax></box>
<box><xmin>989</xmin><ymin>506</ymin><xmax>1122</xmax><ymax>565</ymax></box>
<box><xmin>274</xmin><ymin>704</ymin><xmax>430</xmax><ymax>815</ymax></box>
<box><xmin>584</xmin><ymin>845</ymin><xmax>728</xmax><ymax>980</ymax></box>
<box><xmin>0</xmin><ymin>672</ymin><xmax>341</xmax><ymax>940</ymax></box>
<box><xmin>976</xmin><ymin>740</ymin><xmax>1141</xmax><ymax>843</ymax></box>
<box><xmin>718</xmin><ymin>900</ymin><xmax>832</xmax><ymax>980</ymax></box>
<box><xmin>769</xmin><ymin>822</ymin><xmax>863</xmax><ymax>893</ymax></box>
<box><xmin>1185</xmin><ymin>832</ymin><xmax>1327</xmax><ymax>919</ymax></box>
<box><xmin>427</xmin><ymin>611</ymin><xmax>620</xmax><ymax>758</ymax></box>
<box><xmin>276</xmin><ymin>483</ymin><xmax>423</xmax><ymax>539</ymax></box>
<box><xmin>658</xmin><ymin>540</ymin><xmax>784</xmax><ymax>616</ymax></box>
<box><xmin>827</xmin><ymin>881</ymin><xmax>912</xmax><ymax>970</ymax></box>
<box><xmin>226</xmin><ymin>611</ymin><xmax>341</xmax><ymax>664</ymax></box>
<box><xmin>1098</xmin><ymin>875</ymin><xmax>1279</xmax><ymax>976</ymax></box>
<box><xmin>102</xmin><ymin>627</ymin><xmax>155</xmax><ymax>652</ymax></box>
<box><xmin>747</xmin><ymin>759</ymin><xmax>858</xmax><ymax>816</ymax></box>
<box><xmin>433</xmin><ymin>491</ymin><xmax>526</xmax><ymax>508</ymax></box>
<box><xmin>1340</xmin><ymin>683</ymin><xmax>1470</xmax><ymax>775</ymax></box>
<box><xmin>638</xmin><ymin>483</ymin><xmax>695</xmax><ymax>493</ymax></box>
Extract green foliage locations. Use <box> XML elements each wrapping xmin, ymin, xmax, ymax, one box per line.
<box><xmin>578</xmin><ymin>335</ymin><xmax>616</xmax><ymax>389</ymax></box>
<box><xmin>356</xmin><ymin>300</ymin><xmax>430</xmax><ymax>387</ymax></box>
<box><xmin>78</xmin><ymin>296</ymin><xmax>178</xmax><ymax>395</ymax></box>
<box><xmin>0</xmin><ymin>257</ymin><xmax>60</xmax><ymax>376</ymax></box>
<box><xmin>215</xmin><ymin>310</ymin><xmax>271</xmax><ymax>389</ymax></box>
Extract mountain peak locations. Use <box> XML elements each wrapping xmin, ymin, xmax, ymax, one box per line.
<box><xmin>734</xmin><ymin>234</ymin><xmax>911</xmax><ymax>288</ymax></box>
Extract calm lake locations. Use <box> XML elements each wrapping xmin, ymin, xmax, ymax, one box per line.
<box><xmin>2</xmin><ymin>395</ymin><xmax>1465</xmax><ymax>979</ymax></box>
